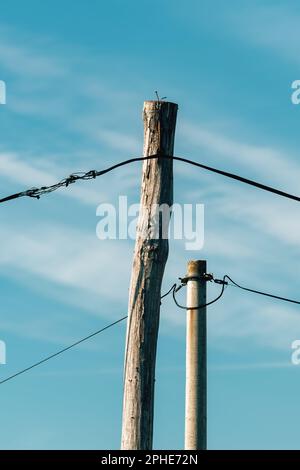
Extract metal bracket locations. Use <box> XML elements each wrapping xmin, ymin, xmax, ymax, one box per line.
<box><xmin>179</xmin><ymin>273</ymin><xmax>214</xmax><ymax>285</ymax></box>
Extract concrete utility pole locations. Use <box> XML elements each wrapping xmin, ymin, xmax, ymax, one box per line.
<box><xmin>185</xmin><ymin>260</ymin><xmax>207</xmax><ymax>450</ymax></box>
<box><xmin>121</xmin><ymin>100</ymin><xmax>178</xmax><ymax>450</ymax></box>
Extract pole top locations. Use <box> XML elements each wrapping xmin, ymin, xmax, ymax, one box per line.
<box><xmin>144</xmin><ymin>91</ymin><xmax>178</xmax><ymax>108</ymax></box>
<box><xmin>144</xmin><ymin>100</ymin><xmax>178</xmax><ymax>108</ymax></box>
<box><xmin>187</xmin><ymin>260</ymin><xmax>207</xmax><ymax>277</ymax></box>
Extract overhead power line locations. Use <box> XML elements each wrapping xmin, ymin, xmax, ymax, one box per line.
<box><xmin>0</xmin><ymin>155</ymin><xmax>300</xmax><ymax>205</ymax></box>
<box><xmin>173</xmin><ymin>273</ymin><xmax>300</xmax><ymax>308</ymax></box>
<box><xmin>225</xmin><ymin>275</ymin><xmax>300</xmax><ymax>305</ymax></box>
<box><xmin>1</xmin><ymin>273</ymin><xmax>299</xmax><ymax>387</ymax></box>
<box><xmin>0</xmin><ymin>316</ymin><xmax>127</xmax><ymax>386</ymax></box>
<box><xmin>0</xmin><ymin>284</ymin><xmax>179</xmax><ymax>386</ymax></box>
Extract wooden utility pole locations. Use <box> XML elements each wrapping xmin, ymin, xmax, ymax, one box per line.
<box><xmin>121</xmin><ymin>100</ymin><xmax>178</xmax><ymax>450</ymax></box>
<box><xmin>185</xmin><ymin>260</ymin><xmax>207</xmax><ymax>450</ymax></box>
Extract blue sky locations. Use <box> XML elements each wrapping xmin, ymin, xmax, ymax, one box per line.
<box><xmin>0</xmin><ymin>0</ymin><xmax>300</xmax><ymax>450</ymax></box>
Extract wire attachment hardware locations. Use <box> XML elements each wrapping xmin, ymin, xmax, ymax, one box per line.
<box><xmin>214</xmin><ymin>278</ymin><xmax>228</xmax><ymax>285</ymax></box>
<box><xmin>179</xmin><ymin>273</ymin><xmax>214</xmax><ymax>286</ymax></box>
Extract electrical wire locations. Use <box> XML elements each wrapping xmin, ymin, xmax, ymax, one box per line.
<box><xmin>160</xmin><ymin>283</ymin><xmax>177</xmax><ymax>301</ymax></box>
<box><xmin>2</xmin><ymin>274</ymin><xmax>299</xmax><ymax>387</ymax></box>
<box><xmin>171</xmin><ymin>277</ymin><xmax>227</xmax><ymax>310</ymax></box>
<box><xmin>225</xmin><ymin>275</ymin><xmax>300</xmax><ymax>305</ymax></box>
<box><xmin>171</xmin><ymin>272</ymin><xmax>300</xmax><ymax>309</ymax></box>
<box><xmin>1</xmin><ymin>154</ymin><xmax>300</xmax><ymax>204</ymax></box>
<box><xmin>0</xmin><ymin>283</ymin><xmax>180</xmax><ymax>386</ymax></box>
<box><xmin>0</xmin><ymin>316</ymin><xmax>127</xmax><ymax>386</ymax></box>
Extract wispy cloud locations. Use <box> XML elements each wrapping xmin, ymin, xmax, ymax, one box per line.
<box><xmin>227</xmin><ymin>3</ymin><xmax>300</xmax><ymax>65</ymax></box>
<box><xmin>180</xmin><ymin>120</ymin><xmax>300</xmax><ymax>192</ymax></box>
<box><xmin>1</xmin><ymin>22</ymin><xmax>299</xmax><ymax>355</ymax></box>
<box><xmin>0</xmin><ymin>40</ymin><xmax>65</xmax><ymax>78</ymax></box>
<box><xmin>0</xmin><ymin>25</ymin><xmax>141</xmax><ymax>165</ymax></box>
<box><xmin>180</xmin><ymin>121</ymin><xmax>300</xmax><ymax>250</ymax></box>
<box><xmin>0</xmin><ymin>222</ymin><xmax>132</xmax><ymax>311</ymax></box>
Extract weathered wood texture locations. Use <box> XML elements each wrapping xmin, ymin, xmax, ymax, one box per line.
<box><xmin>121</xmin><ymin>101</ymin><xmax>178</xmax><ymax>450</ymax></box>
